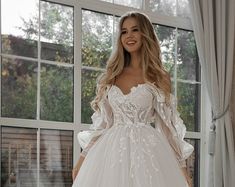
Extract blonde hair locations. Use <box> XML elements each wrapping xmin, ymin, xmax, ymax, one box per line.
<box><xmin>91</xmin><ymin>11</ymin><xmax>171</xmax><ymax>111</ymax></box>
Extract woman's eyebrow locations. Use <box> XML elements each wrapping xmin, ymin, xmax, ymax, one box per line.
<box><xmin>121</xmin><ymin>25</ymin><xmax>138</xmax><ymax>30</ymax></box>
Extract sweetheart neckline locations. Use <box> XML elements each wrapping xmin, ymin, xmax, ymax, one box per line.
<box><xmin>111</xmin><ymin>83</ymin><xmax>148</xmax><ymax>96</ymax></box>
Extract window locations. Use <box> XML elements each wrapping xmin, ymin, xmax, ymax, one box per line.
<box><xmin>154</xmin><ymin>23</ymin><xmax>201</xmax><ymax>186</ymax></box>
<box><xmin>100</xmin><ymin>0</ymin><xmax>143</xmax><ymax>9</ymax></box>
<box><xmin>81</xmin><ymin>10</ymin><xmax>114</xmax><ymax>123</ymax></box>
<box><xmin>1</xmin><ymin>0</ymin><xmax>74</xmax><ymax>121</ymax></box>
<box><xmin>1</xmin><ymin>127</ymin><xmax>73</xmax><ymax>186</ymax></box>
<box><xmin>1</xmin><ymin>0</ymin><xmax>205</xmax><ymax>186</ymax></box>
<box><xmin>1</xmin><ymin>0</ymin><xmax>74</xmax><ymax>186</ymax></box>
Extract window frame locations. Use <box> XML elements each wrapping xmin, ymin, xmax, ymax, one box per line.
<box><xmin>0</xmin><ymin>0</ymin><xmax>208</xmax><ymax>186</ymax></box>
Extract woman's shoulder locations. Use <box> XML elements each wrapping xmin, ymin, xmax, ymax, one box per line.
<box><xmin>145</xmin><ymin>82</ymin><xmax>167</xmax><ymax>102</ymax></box>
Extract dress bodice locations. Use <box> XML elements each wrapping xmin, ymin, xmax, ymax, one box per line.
<box><xmin>78</xmin><ymin>82</ymin><xmax>194</xmax><ymax>165</ymax></box>
<box><xmin>108</xmin><ymin>84</ymin><xmax>155</xmax><ymax>125</ymax></box>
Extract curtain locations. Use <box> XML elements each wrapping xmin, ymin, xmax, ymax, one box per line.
<box><xmin>189</xmin><ymin>0</ymin><xmax>235</xmax><ymax>187</ymax></box>
<box><xmin>231</xmin><ymin>50</ymin><xmax>235</xmax><ymax>149</ymax></box>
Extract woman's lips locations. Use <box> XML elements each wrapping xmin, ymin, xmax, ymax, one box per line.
<box><xmin>126</xmin><ymin>40</ymin><xmax>137</xmax><ymax>45</ymax></box>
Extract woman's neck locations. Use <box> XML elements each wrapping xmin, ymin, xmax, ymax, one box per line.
<box><xmin>129</xmin><ymin>51</ymin><xmax>141</xmax><ymax>69</ymax></box>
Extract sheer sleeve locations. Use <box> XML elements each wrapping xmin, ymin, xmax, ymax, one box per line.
<box><xmin>77</xmin><ymin>93</ymin><xmax>113</xmax><ymax>157</ymax></box>
<box><xmin>151</xmin><ymin>88</ymin><xmax>194</xmax><ymax>168</ymax></box>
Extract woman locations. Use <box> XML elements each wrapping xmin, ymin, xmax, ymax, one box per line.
<box><xmin>72</xmin><ymin>11</ymin><xmax>194</xmax><ymax>187</ymax></box>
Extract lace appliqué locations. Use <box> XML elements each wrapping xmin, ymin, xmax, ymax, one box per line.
<box><xmin>111</xmin><ymin>124</ymin><xmax>160</xmax><ymax>187</ymax></box>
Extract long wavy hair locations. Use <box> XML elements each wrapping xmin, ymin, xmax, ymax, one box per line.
<box><xmin>91</xmin><ymin>11</ymin><xmax>171</xmax><ymax>111</ymax></box>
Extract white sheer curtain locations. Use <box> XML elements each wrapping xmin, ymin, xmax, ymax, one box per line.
<box><xmin>189</xmin><ymin>0</ymin><xmax>235</xmax><ymax>187</ymax></box>
<box><xmin>232</xmin><ymin>55</ymin><xmax>235</xmax><ymax>147</ymax></box>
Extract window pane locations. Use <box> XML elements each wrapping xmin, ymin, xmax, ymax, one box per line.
<box><xmin>101</xmin><ymin>0</ymin><xmax>112</xmax><ymax>2</ymax></box>
<box><xmin>177</xmin><ymin>29</ymin><xmax>200</xmax><ymax>81</ymax></box>
<box><xmin>40</xmin><ymin>129</ymin><xmax>73</xmax><ymax>186</ymax></box>
<box><xmin>81</xmin><ymin>69</ymin><xmax>103</xmax><ymax>124</ymax></box>
<box><xmin>177</xmin><ymin>82</ymin><xmax>201</xmax><ymax>132</ymax></box>
<box><xmin>150</xmin><ymin>0</ymin><xmax>176</xmax><ymax>16</ymax></box>
<box><xmin>100</xmin><ymin>0</ymin><xmax>142</xmax><ymax>9</ymax></box>
<box><xmin>1</xmin><ymin>127</ymin><xmax>37</xmax><ymax>187</ymax></box>
<box><xmin>114</xmin><ymin>0</ymin><xmax>142</xmax><ymax>9</ymax></box>
<box><xmin>1</xmin><ymin>0</ymin><xmax>38</xmax><ymax>58</ymax></box>
<box><xmin>185</xmin><ymin>139</ymin><xmax>200</xmax><ymax>187</ymax></box>
<box><xmin>40</xmin><ymin>64</ymin><xmax>74</xmax><ymax>122</ymax></box>
<box><xmin>154</xmin><ymin>25</ymin><xmax>176</xmax><ymax>77</ymax></box>
<box><xmin>82</xmin><ymin>10</ymin><xmax>113</xmax><ymax>69</ymax></box>
<box><xmin>40</xmin><ymin>1</ymin><xmax>74</xmax><ymax>63</ymax></box>
<box><xmin>177</xmin><ymin>0</ymin><xmax>190</xmax><ymax>18</ymax></box>
<box><xmin>1</xmin><ymin>57</ymin><xmax>37</xmax><ymax>119</ymax></box>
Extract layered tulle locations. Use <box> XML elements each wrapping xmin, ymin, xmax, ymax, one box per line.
<box><xmin>74</xmin><ymin>83</ymin><xmax>193</xmax><ymax>187</ymax></box>
<box><xmin>73</xmin><ymin>123</ymin><xmax>188</xmax><ymax>187</ymax></box>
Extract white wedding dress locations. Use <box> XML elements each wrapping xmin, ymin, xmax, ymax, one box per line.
<box><xmin>73</xmin><ymin>83</ymin><xmax>194</xmax><ymax>187</ymax></box>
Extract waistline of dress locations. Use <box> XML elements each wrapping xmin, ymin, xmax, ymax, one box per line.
<box><xmin>112</xmin><ymin>122</ymin><xmax>152</xmax><ymax>128</ymax></box>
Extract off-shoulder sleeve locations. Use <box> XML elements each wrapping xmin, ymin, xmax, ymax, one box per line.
<box><xmin>77</xmin><ymin>94</ymin><xmax>113</xmax><ymax>157</ymax></box>
<box><xmin>152</xmin><ymin>88</ymin><xmax>194</xmax><ymax>167</ymax></box>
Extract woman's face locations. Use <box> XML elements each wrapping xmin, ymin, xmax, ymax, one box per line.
<box><xmin>121</xmin><ymin>17</ymin><xmax>142</xmax><ymax>54</ymax></box>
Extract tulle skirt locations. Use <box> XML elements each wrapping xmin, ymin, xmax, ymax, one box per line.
<box><xmin>72</xmin><ymin>123</ymin><xmax>188</xmax><ymax>187</ymax></box>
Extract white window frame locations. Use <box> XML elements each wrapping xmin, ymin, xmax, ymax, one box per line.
<box><xmin>0</xmin><ymin>0</ymin><xmax>208</xmax><ymax>186</ymax></box>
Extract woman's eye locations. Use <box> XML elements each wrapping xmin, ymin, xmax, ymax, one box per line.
<box><xmin>133</xmin><ymin>28</ymin><xmax>139</xmax><ymax>32</ymax></box>
<box><xmin>121</xmin><ymin>31</ymin><xmax>127</xmax><ymax>35</ymax></box>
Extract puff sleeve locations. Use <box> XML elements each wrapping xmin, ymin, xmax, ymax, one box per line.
<box><xmin>152</xmin><ymin>89</ymin><xmax>194</xmax><ymax>167</ymax></box>
<box><xmin>77</xmin><ymin>94</ymin><xmax>113</xmax><ymax>157</ymax></box>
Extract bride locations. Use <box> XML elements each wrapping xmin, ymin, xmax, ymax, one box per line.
<box><xmin>72</xmin><ymin>11</ymin><xmax>194</xmax><ymax>187</ymax></box>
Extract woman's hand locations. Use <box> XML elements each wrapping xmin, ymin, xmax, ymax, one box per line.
<box><xmin>181</xmin><ymin>167</ymin><xmax>192</xmax><ymax>187</ymax></box>
<box><xmin>72</xmin><ymin>155</ymin><xmax>85</xmax><ymax>181</ymax></box>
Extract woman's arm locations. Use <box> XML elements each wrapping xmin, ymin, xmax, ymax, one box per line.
<box><xmin>152</xmin><ymin>91</ymin><xmax>194</xmax><ymax>167</ymax></box>
<box><xmin>72</xmin><ymin>155</ymin><xmax>85</xmax><ymax>181</ymax></box>
<box><xmin>78</xmin><ymin>96</ymin><xmax>113</xmax><ymax>157</ymax></box>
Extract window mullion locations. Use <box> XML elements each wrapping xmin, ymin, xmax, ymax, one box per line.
<box><xmin>36</xmin><ymin>0</ymin><xmax>42</xmax><ymax>121</ymax></box>
<box><xmin>73</xmin><ymin>2</ymin><xmax>82</xmax><ymax>165</ymax></box>
<box><xmin>174</xmin><ymin>27</ymin><xmax>178</xmax><ymax>98</ymax></box>
<box><xmin>37</xmin><ymin>128</ymin><xmax>40</xmax><ymax>187</ymax></box>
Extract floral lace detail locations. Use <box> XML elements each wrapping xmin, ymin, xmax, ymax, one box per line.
<box><xmin>110</xmin><ymin>124</ymin><xmax>160</xmax><ymax>186</ymax></box>
<box><xmin>109</xmin><ymin>84</ymin><xmax>154</xmax><ymax>125</ymax></box>
<box><xmin>107</xmin><ymin>85</ymin><xmax>162</xmax><ymax>185</ymax></box>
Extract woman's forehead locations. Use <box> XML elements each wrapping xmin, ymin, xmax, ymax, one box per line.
<box><xmin>121</xmin><ymin>17</ymin><xmax>139</xmax><ymax>29</ymax></box>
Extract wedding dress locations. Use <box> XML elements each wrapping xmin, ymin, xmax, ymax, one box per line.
<box><xmin>72</xmin><ymin>83</ymin><xmax>194</xmax><ymax>187</ymax></box>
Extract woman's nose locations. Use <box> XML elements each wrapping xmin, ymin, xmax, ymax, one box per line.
<box><xmin>126</xmin><ymin>30</ymin><xmax>133</xmax><ymax>38</ymax></box>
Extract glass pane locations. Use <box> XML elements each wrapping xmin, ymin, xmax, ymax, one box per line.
<box><xmin>177</xmin><ymin>82</ymin><xmax>201</xmax><ymax>132</ymax></box>
<box><xmin>1</xmin><ymin>0</ymin><xmax>38</xmax><ymax>58</ymax></box>
<box><xmin>178</xmin><ymin>0</ymin><xmax>190</xmax><ymax>18</ymax></box>
<box><xmin>177</xmin><ymin>29</ymin><xmax>200</xmax><ymax>81</ymax></box>
<box><xmin>82</xmin><ymin>10</ymin><xmax>113</xmax><ymax>68</ymax></box>
<box><xmin>81</xmin><ymin>69</ymin><xmax>103</xmax><ymax>124</ymax></box>
<box><xmin>114</xmin><ymin>0</ymin><xmax>142</xmax><ymax>9</ymax></box>
<box><xmin>40</xmin><ymin>129</ymin><xmax>73</xmax><ymax>186</ymax></box>
<box><xmin>1</xmin><ymin>57</ymin><xmax>37</xmax><ymax>119</ymax></box>
<box><xmin>40</xmin><ymin>1</ymin><xmax>74</xmax><ymax>63</ymax></box>
<box><xmin>185</xmin><ymin>139</ymin><xmax>200</xmax><ymax>187</ymax></box>
<box><xmin>150</xmin><ymin>0</ymin><xmax>176</xmax><ymax>16</ymax></box>
<box><xmin>40</xmin><ymin>64</ymin><xmax>74</xmax><ymax>122</ymax></box>
<box><xmin>1</xmin><ymin>127</ymin><xmax>37</xmax><ymax>187</ymax></box>
<box><xmin>154</xmin><ymin>24</ymin><xmax>176</xmax><ymax>77</ymax></box>
<box><xmin>100</xmin><ymin>0</ymin><xmax>142</xmax><ymax>8</ymax></box>
<box><xmin>100</xmin><ymin>0</ymin><xmax>112</xmax><ymax>2</ymax></box>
